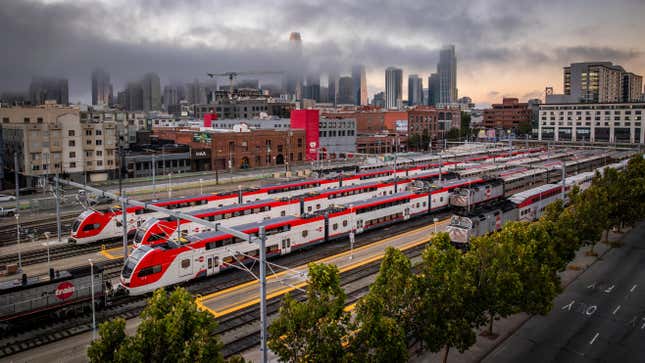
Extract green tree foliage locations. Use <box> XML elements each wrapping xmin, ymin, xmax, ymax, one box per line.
<box><xmin>621</xmin><ymin>155</ymin><xmax>645</xmax><ymax>226</ymax></box>
<box><xmin>460</xmin><ymin>112</ymin><xmax>472</xmax><ymax>139</ymax></box>
<box><xmin>416</xmin><ymin>233</ymin><xmax>481</xmax><ymax>363</ymax></box>
<box><xmin>467</xmin><ymin>233</ymin><xmax>522</xmax><ymax>335</ymax></box>
<box><xmin>88</xmin><ymin>288</ymin><xmax>229</xmax><ymax>363</ymax></box>
<box><xmin>268</xmin><ymin>263</ymin><xmax>351</xmax><ymax>363</ymax></box>
<box><xmin>351</xmin><ymin>247</ymin><xmax>417</xmax><ymax>362</ymax></box>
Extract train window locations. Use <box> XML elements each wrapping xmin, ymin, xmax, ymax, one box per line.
<box><xmin>83</xmin><ymin>223</ymin><xmax>101</xmax><ymax>231</ymax></box>
<box><xmin>244</xmin><ymin>209</ymin><xmax>253</xmax><ymax>215</ymax></box>
<box><xmin>333</xmin><ymin>223</ymin><xmax>338</xmax><ymax>231</ymax></box>
<box><xmin>316</xmin><ymin>204</ymin><xmax>321</xmax><ymax>210</ymax></box>
<box><xmin>181</xmin><ymin>259</ymin><xmax>190</xmax><ymax>269</ymax></box>
<box><xmin>416</xmin><ymin>203</ymin><xmax>420</xmax><ymax>208</ymax></box>
<box><xmin>281</xmin><ymin>211</ymin><xmax>286</xmax><ymax>216</ymax></box>
<box><xmin>234</xmin><ymin>211</ymin><xmax>242</xmax><ymax>217</ymax></box>
<box><xmin>422</xmin><ymin>202</ymin><xmax>427</xmax><ymax>207</ymax></box>
<box><xmin>138</xmin><ymin>264</ymin><xmax>162</xmax><ymax>277</ymax></box>
<box><xmin>224</xmin><ymin>213</ymin><xmax>232</xmax><ymax>219</ymax></box>
<box><xmin>208</xmin><ymin>258</ymin><xmax>213</xmax><ymax>269</ymax></box>
<box><xmin>307</xmin><ymin>206</ymin><xmax>312</xmax><ymax>212</ymax></box>
<box><xmin>302</xmin><ymin>230</ymin><xmax>308</xmax><ymax>238</ymax></box>
<box><xmin>343</xmin><ymin>220</ymin><xmax>348</xmax><ymax>227</ymax></box>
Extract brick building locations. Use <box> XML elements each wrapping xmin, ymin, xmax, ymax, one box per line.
<box><xmin>407</xmin><ymin>106</ymin><xmax>461</xmax><ymax>148</ymax></box>
<box><xmin>483</xmin><ymin>98</ymin><xmax>531</xmax><ymax>131</ymax></box>
<box><xmin>153</xmin><ymin>127</ymin><xmax>306</xmax><ymax>171</ymax></box>
<box><xmin>323</xmin><ymin>107</ymin><xmax>407</xmax><ymax>134</ymax></box>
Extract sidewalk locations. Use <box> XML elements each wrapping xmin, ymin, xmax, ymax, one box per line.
<box><xmin>411</xmin><ymin>227</ymin><xmax>630</xmax><ymax>363</ymax></box>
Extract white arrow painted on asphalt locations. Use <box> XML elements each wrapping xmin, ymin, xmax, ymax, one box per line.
<box><xmin>562</xmin><ymin>300</ymin><xmax>575</xmax><ymax>311</ymax></box>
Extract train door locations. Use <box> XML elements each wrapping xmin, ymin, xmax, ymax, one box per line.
<box><xmin>207</xmin><ymin>256</ymin><xmax>220</xmax><ymax>275</ymax></box>
<box><xmin>178</xmin><ymin>256</ymin><xmax>194</xmax><ymax>278</ymax></box>
<box><xmin>356</xmin><ymin>219</ymin><xmax>364</xmax><ymax>234</ymax></box>
<box><xmin>404</xmin><ymin>207</ymin><xmax>411</xmax><ymax>220</ymax></box>
<box><xmin>281</xmin><ymin>238</ymin><xmax>292</xmax><ymax>254</ymax></box>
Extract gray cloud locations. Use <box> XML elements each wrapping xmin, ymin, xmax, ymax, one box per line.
<box><xmin>0</xmin><ymin>0</ymin><xmax>643</xmax><ymax>103</ymax></box>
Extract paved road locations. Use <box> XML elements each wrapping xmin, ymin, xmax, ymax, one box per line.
<box><xmin>484</xmin><ymin>222</ymin><xmax>645</xmax><ymax>363</ymax></box>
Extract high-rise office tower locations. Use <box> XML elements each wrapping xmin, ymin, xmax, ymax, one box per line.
<box><xmin>91</xmin><ymin>68</ymin><xmax>112</xmax><ymax>106</ymax></box>
<box><xmin>427</xmin><ymin>73</ymin><xmax>439</xmax><ymax>106</ymax></box>
<box><xmin>385</xmin><ymin>67</ymin><xmax>403</xmax><ymax>109</ymax></box>
<box><xmin>126</xmin><ymin>81</ymin><xmax>144</xmax><ymax>111</ymax></box>
<box><xmin>163</xmin><ymin>84</ymin><xmax>185</xmax><ymax>109</ymax></box>
<box><xmin>564</xmin><ymin>62</ymin><xmax>625</xmax><ymax>103</ymax></box>
<box><xmin>437</xmin><ymin>45</ymin><xmax>457</xmax><ymax>104</ymax></box>
<box><xmin>29</xmin><ymin>77</ymin><xmax>69</xmax><ymax>105</ymax></box>
<box><xmin>623</xmin><ymin>72</ymin><xmax>643</xmax><ymax>103</ymax></box>
<box><xmin>408</xmin><ymin>74</ymin><xmax>423</xmax><ymax>106</ymax></box>
<box><xmin>337</xmin><ymin>76</ymin><xmax>354</xmax><ymax>105</ymax></box>
<box><xmin>185</xmin><ymin>79</ymin><xmax>206</xmax><ymax>105</ymax></box>
<box><xmin>328</xmin><ymin>72</ymin><xmax>339</xmax><ymax>105</ymax></box>
<box><xmin>142</xmin><ymin>73</ymin><xmax>161</xmax><ymax>111</ymax></box>
<box><xmin>351</xmin><ymin>64</ymin><xmax>367</xmax><ymax>105</ymax></box>
<box><xmin>304</xmin><ymin>73</ymin><xmax>321</xmax><ymax>102</ymax></box>
<box><xmin>286</xmin><ymin>32</ymin><xmax>304</xmax><ymax>100</ymax></box>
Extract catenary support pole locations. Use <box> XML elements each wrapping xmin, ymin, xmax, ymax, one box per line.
<box><xmin>122</xmin><ymin>190</ymin><xmax>128</xmax><ymax>259</ymax></box>
<box><xmin>89</xmin><ymin>258</ymin><xmax>96</xmax><ymax>341</ymax></box>
<box><xmin>15</xmin><ymin>153</ymin><xmax>22</xmax><ymax>270</ymax></box>
<box><xmin>259</xmin><ymin>226</ymin><xmax>268</xmax><ymax>363</ymax></box>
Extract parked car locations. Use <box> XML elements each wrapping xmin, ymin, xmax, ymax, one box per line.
<box><xmin>0</xmin><ymin>207</ymin><xmax>17</xmax><ymax>217</ymax></box>
<box><xmin>0</xmin><ymin>194</ymin><xmax>16</xmax><ymax>202</ymax></box>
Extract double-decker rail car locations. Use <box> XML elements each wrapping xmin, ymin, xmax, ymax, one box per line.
<box><xmin>449</xmin><ymin>178</ymin><xmax>505</xmax><ymax>210</ymax></box>
<box><xmin>134</xmin><ymin>179</ymin><xmax>412</xmax><ymax>247</ymax></box>
<box><xmin>120</xmin><ymin>190</ymin><xmax>434</xmax><ymax>295</ymax></box>
<box><xmin>0</xmin><ymin>265</ymin><xmax>104</xmax><ymax>329</ymax></box>
<box><xmin>69</xmin><ymin>192</ymin><xmax>241</xmax><ymax>244</ymax></box>
<box><xmin>241</xmin><ymin>177</ymin><xmax>341</xmax><ymax>202</ymax></box>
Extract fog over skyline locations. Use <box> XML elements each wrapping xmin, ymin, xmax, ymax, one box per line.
<box><xmin>1</xmin><ymin>0</ymin><xmax>644</xmax><ymax>106</ymax></box>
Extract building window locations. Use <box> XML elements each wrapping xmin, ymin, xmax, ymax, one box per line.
<box><xmin>37</xmin><ymin>117</ymin><xmax>43</xmax><ymax>124</ymax></box>
<box><xmin>97</xmin><ymin>160</ymin><xmax>103</xmax><ymax>166</ymax></box>
<box><xmin>68</xmin><ymin>140</ymin><xmax>75</xmax><ymax>147</ymax></box>
<box><xmin>68</xmin><ymin>130</ymin><xmax>75</xmax><ymax>136</ymax></box>
<box><xmin>2</xmin><ymin>117</ymin><xmax>8</xmax><ymax>123</ymax></box>
<box><xmin>297</xmin><ymin>138</ymin><xmax>302</xmax><ymax>147</ymax></box>
<box><xmin>86</xmin><ymin>129</ymin><xmax>92</xmax><ymax>136</ymax></box>
<box><xmin>96</xmin><ymin>139</ymin><xmax>102</xmax><ymax>145</ymax></box>
<box><xmin>24</xmin><ymin>117</ymin><xmax>30</xmax><ymax>123</ymax></box>
<box><xmin>69</xmin><ymin>152</ymin><xmax>76</xmax><ymax>158</ymax></box>
<box><xmin>96</xmin><ymin>150</ymin><xmax>102</xmax><ymax>156</ymax></box>
<box><xmin>96</xmin><ymin>130</ymin><xmax>102</xmax><ymax>136</ymax></box>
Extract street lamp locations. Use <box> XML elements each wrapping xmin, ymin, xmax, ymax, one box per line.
<box><xmin>89</xmin><ymin>258</ymin><xmax>96</xmax><ymax>341</ymax></box>
<box><xmin>433</xmin><ymin>217</ymin><xmax>439</xmax><ymax>234</ymax></box>
<box><xmin>199</xmin><ymin>178</ymin><xmax>203</xmax><ymax>195</ymax></box>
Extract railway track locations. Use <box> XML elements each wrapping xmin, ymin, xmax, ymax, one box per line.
<box><xmin>0</xmin><ymin>240</ymin><xmax>122</xmax><ymax>267</ymax></box>
<box><xmin>218</xmin><ymin>243</ymin><xmax>426</xmax><ymax>358</ymax></box>
<box><xmin>0</xmin><ymin>215</ymin><xmax>77</xmax><ymax>247</ymax></box>
<box><xmin>0</xmin><ymin>213</ymin><xmax>442</xmax><ymax>359</ymax></box>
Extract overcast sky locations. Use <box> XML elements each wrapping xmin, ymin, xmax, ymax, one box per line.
<box><xmin>1</xmin><ymin>0</ymin><xmax>644</xmax><ymax>106</ymax></box>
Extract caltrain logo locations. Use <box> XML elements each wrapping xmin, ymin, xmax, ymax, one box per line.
<box><xmin>55</xmin><ymin>282</ymin><xmax>75</xmax><ymax>300</ymax></box>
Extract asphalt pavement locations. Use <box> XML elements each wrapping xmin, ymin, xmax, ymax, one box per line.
<box><xmin>484</xmin><ymin>222</ymin><xmax>645</xmax><ymax>363</ymax></box>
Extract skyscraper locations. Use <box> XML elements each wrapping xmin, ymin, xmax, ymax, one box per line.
<box><xmin>142</xmin><ymin>73</ymin><xmax>161</xmax><ymax>111</ymax></box>
<box><xmin>408</xmin><ymin>74</ymin><xmax>423</xmax><ymax>106</ymax></box>
<box><xmin>337</xmin><ymin>76</ymin><xmax>354</xmax><ymax>105</ymax></box>
<box><xmin>351</xmin><ymin>64</ymin><xmax>367</xmax><ymax>106</ymax></box>
<box><xmin>91</xmin><ymin>68</ymin><xmax>112</xmax><ymax>106</ymax></box>
<box><xmin>185</xmin><ymin>79</ymin><xmax>206</xmax><ymax>105</ymax></box>
<box><xmin>427</xmin><ymin>73</ymin><xmax>439</xmax><ymax>106</ymax></box>
<box><xmin>437</xmin><ymin>45</ymin><xmax>457</xmax><ymax>104</ymax></box>
<box><xmin>29</xmin><ymin>77</ymin><xmax>69</xmax><ymax>105</ymax></box>
<box><xmin>286</xmin><ymin>32</ymin><xmax>304</xmax><ymax>100</ymax></box>
<box><xmin>327</xmin><ymin>72</ymin><xmax>338</xmax><ymax>105</ymax></box>
<box><xmin>126</xmin><ymin>81</ymin><xmax>143</xmax><ymax>111</ymax></box>
<box><xmin>385</xmin><ymin>67</ymin><xmax>403</xmax><ymax>109</ymax></box>
<box><xmin>304</xmin><ymin>73</ymin><xmax>321</xmax><ymax>102</ymax></box>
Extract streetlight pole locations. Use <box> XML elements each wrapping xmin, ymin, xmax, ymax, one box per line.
<box><xmin>89</xmin><ymin>258</ymin><xmax>96</xmax><ymax>341</ymax></box>
<box><xmin>199</xmin><ymin>178</ymin><xmax>203</xmax><ymax>195</ymax></box>
<box><xmin>14</xmin><ymin>153</ymin><xmax>22</xmax><ymax>270</ymax></box>
<box><xmin>168</xmin><ymin>172</ymin><xmax>172</xmax><ymax>199</ymax></box>
<box><xmin>152</xmin><ymin>154</ymin><xmax>156</xmax><ymax>200</ymax></box>
<box><xmin>349</xmin><ymin>205</ymin><xmax>355</xmax><ymax>260</ymax></box>
<box><xmin>258</xmin><ymin>226</ymin><xmax>268</xmax><ymax>363</ymax></box>
<box><xmin>433</xmin><ymin>217</ymin><xmax>438</xmax><ymax>234</ymax></box>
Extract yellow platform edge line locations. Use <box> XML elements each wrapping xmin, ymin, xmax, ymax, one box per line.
<box><xmin>197</xmin><ymin>218</ymin><xmax>449</xmax><ymax>303</ymax></box>
<box><xmin>200</xmin><ymin>227</ymin><xmax>441</xmax><ymax>318</ymax></box>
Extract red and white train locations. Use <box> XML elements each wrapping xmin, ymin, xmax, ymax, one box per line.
<box><xmin>120</xmin><ymin>190</ymin><xmax>434</xmax><ymax>295</ymax></box>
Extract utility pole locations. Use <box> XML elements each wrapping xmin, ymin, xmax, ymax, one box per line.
<box><xmin>258</xmin><ymin>226</ymin><xmax>268</xmax><ymax>363</ymax></box>
<box><xmin>561</xmin><ymin>162</ymin><xmax>566</xmax><ymax>202</ymax></box>
<box><xmin>14</xmin><ymin>153</ymin><xmax>22</xmax><ymax>271</ymax></box>
<box><xmin>152</xmin><ymin>154</ymin><xmax>156</xmax><ymax>200</ymax></box>
<box><xmin>122</xmin><ymin>190</ymin><xmax>128</xmax><ymax>259</ymax></box>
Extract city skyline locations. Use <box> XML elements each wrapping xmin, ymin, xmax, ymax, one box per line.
<box><xmin>0</xmin><ymin>0</ymin><xmax>644</xmax><ymax>106</ymax></box>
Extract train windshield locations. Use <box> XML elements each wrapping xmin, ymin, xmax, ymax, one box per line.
<box><xmin>122</xmin><ymin>245</ymin><xmax>152</xmax><ymax>279</ymax></box>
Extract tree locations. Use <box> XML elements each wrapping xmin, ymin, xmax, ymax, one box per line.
<box><xmin>351</xmin><ymin>247</ymin><xmax>418</xmax><ymax>362</ymax></box>
<box><xmin>416</xmin><ymin>233</ymin><xmax>481</xmax><ymax>363</ymax></box>
<box><xmin>268</xmin><ymin>263</ymin><xmax>351</xmax><ymax>363</ymax></box>
<box><xmin>569</xmin><ymin>185</ymin><xmax>609</xmax><ymax>253</ymax></box>
<box><xmin>501</xmin><ymin>222</ymin><xmax>561</xmax><ymax>316</ymax></box>
<box><xmin>620</xmin><ymin>155</ymin><xmax>645</xmax><ymax>227</ymax></box>
<box><xmin>460</xmin><ymin>112</ymin><xmax>471</xmax><ymax>139</ymax></box>
<box><xmin>539</xmin><ymin>199</ymin><xmax>582</xmax><ymax>266</ymax></box>
<box><xmin>88</xmin><ymin>288</ymin><xmax>229</xmax><ymax>363</ymax></box>
<box><xmin>467</xmin><ymin>233</ymin><xmax>522</xmax><ymax>336</ymax></box>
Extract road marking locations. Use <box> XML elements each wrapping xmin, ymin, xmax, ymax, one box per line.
<box><xmin>630</xmin><ymin>284</ymin><xmax>637</xmax><ymax>292</ymax></box>
<box><xmin>641</xmin><ymin>318</ymin><xmax>645</xmax><ymax>330</ymax></box>
<box><xmin>613</xmin><ymin>305</ymin><xmax>621</xmax><ymax>315</ymax></box>
<box><xmin>562</xmin><ymin>300</ymin><xmax>575</xmax><ymax>311</ymax></box>
<box><xmin>195</xmin><ymin>220</ymin><xmax>450</xmax><ymax>317</ymax></box>
<box><xmin>604</xmin><ymin>284</ymin><xmax>614</xmax><ymax>293</ymax></box>
<box><xmin>585</xmin><ymin>305</ymin><xmax>597</xmax><ymax>316</ymax></box>
<box><xmin>589</xmin><ymin>332</ymin><xmax>599</xmax><ymax>345</ymax></box>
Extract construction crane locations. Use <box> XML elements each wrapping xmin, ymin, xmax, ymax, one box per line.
<box><xmin>207</xmin><ymin>71</ymin><xmax>283</xmax><ymax>96</ymax></box>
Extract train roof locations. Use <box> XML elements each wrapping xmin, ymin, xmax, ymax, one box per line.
<box><xmin>160</xmin><ymin>198</ymin><xmax>290</xmax><ymax>220</ymax></box>
<box><xmin>345</xmin><ymin>191</ymin><xmax>417</xmax><ymax>209</ymax></box>
<box><xmin>452</xmin><ymin>199</ymin><xmax>516</xmax><ymax>217</ymax></box>
<box><xmin>508</xmin><ymin>183</ymin><xmax>560</xmax><ymax>204</ymax></box>
<box><xmin>179</xmin><ymin>215</ymin><xmax>300</xmax><ymax>244</ymax></box>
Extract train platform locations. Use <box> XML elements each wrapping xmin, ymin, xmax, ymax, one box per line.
<box><xmin>196</xmin><ymin>217</ymin><xmax>451</xmax><ymax>319</ymax></box>
<box><xmin>0</xmin><ymin>243</ymin><xmax>114</xmax><ymax>284</ymax></box>
<box><xmin>0</xmin><ymin>238</ymin><xmax>70</xmax><ymax>256</ymax></box>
